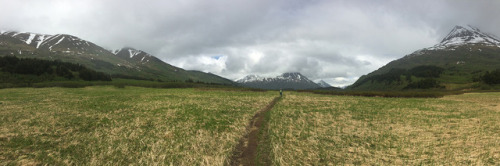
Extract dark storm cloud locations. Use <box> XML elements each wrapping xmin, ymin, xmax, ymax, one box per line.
<box><xmin>1</xmin><ymin>0</ymin><xmax>500</xmax><ymax>86</ymax></box>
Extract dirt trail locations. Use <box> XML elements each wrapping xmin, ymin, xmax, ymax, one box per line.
<box><xmin>230</xmin><ymin>97</ymin><xmax>281</xmax><ymax>166</ymax></box>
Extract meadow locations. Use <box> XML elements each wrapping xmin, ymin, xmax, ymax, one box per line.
<box><xmin>1</xmin><ymin>86</ymin><xmax>499</xmax><ymax>165</ymax></box>
<box><xmin>0</xmin><ymin>86</ymin><xmax>275</xmax><ymax>165</ymax></box>
<box><xmin>268</xmin><ymin>92</ymin><xmax>500</xmax><ymax>165</ymax></box>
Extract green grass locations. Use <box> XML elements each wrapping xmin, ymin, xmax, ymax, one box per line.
<box><xmin>2</xmin><ymin>86</ymin><xmax>500</xmax><ymax>165</ymax></box>
<box><xmin>267</xmin><ymin>92</ymin><xmax>500</xmax><ymax>165</ymax></box>
<box><xmin>0</xmin><ymin>86</ymin><xmax>276</xmax><ymax>165</ymax></box>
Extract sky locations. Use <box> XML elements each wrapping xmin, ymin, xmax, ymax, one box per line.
<box><xmin>1</xmin><ymin>0</ymin><xmax>500</xmax><ymax>87</ymax></box>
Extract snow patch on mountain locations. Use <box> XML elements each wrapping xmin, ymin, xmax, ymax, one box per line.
<box><xmin>24</xmin><ymin>33</ymin><xmax>36</xmax><ymax>44</ymax></box>
<box><xmin>39</xmin><ymin>34</ymin><xmax>60</xmax><ymax>48</ymax></box>
<box><xmin>427</xmin><ymin>25</ymin><xmax>500</xmax><ymax>50</ymax></box>
<box><xmin>113</xmin><ymin>47</ymin><xmax>155</xmax><ymax>64</ymax></box>
<box><xmin>49</xmin><ymin>36</ymin><xmax>65</xmax><ymax>51</ymax></box>
<box><xmin>128</xmin><ymin>48</ymin><xmax>141</xmax><ymax>58</ymax></box>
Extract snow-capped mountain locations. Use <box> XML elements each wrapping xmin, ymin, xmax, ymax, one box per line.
<box><xmin>0</xmin><ymin>30</ymin><xmax>235</xmax><ymax>84</ymax></box>
<box><xmin>1</xmin><ymin>31</ymin><xmax>100</xmax><ymax>52</ymax></box>
<box><xmin>316</xmin><ymin>80</ymin><xmax>332</xmax><ymax>88</ymax></box>
<box><xmin>426</xmin><ymin>25</ymin><xmax>500</xmax><ymax>51</ymax></box>
<box><xmin>237</xmin><ymin>72</ymin><xmax>321</xmax><ymax>90</ymax></box>
<box><xmin>349</xmin><ymin>25</ymin><xmax>500</xmax><ymax>90</ymax></box>
<box><xmin>236</xmin><ymin>74</ymin><xmax>266</xmax><ymax>83</ymax></box>
<box><xmin>1</xmin><ymin>31</ymin><xmax>47</xmax><ymax>48</ymax></box>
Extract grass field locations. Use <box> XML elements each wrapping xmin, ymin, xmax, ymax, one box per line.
<box><xmin>268</xmin><ymin>92</ymin><xmax>500</xmax><ymax>165</ymax></box>
<box><xmin>1</xmin><ymin>86</ymin><xmax>500</xmax><ymax>165</ymax></box>
<box><xmin>0</xmin><ymin>86</ymin><xmax>275</xmax><ymax>165</ymax></box>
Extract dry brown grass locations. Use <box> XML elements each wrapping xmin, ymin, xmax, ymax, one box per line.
<box><xmin>0</xmin><ymin>86</ymin><xmax>276</xmax><ymax>165</ymax></box>
<box><xmin>268</xmin><ymin>92</ymin><xmax>500</xmax><ymax>165</ymax></box>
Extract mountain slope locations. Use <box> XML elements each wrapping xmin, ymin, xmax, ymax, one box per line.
<box><xmin>112</xmin><ymin>47</ymin><xmax>235</xmax><ymax>83</ymax></box>
<box><xmin>316</xmin><ymin>80</ymin><xmax>332</xmax><ymax>88</ymax></box>
<box><xmin>0</xmin><ymin>31</ymin><xmax>234</xmax><ymax>84</ymax></box>
<box><xmin>237</xmin><ymin>72</ymin><xmax>321</xmax><ymax>90</ymax></box>
<box><xmin>349</xmin><ymin>25</ymin><xmax>500</xmax><ymax>90</ymax></box>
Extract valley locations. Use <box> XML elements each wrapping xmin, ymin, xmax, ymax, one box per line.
<box><xmin>2</xmin><ymin>20</ymin><xmax>500</xmax><ymax>166</ymax></box>
<box><xmin>3</xmin><ymin>0</ymin><xmax>500</xmax><ymax>165</ymax></box>
<box><xmin>1</xmin><ymin>86</ymin><xmax>499</xmax><ymax>165</ymax></box>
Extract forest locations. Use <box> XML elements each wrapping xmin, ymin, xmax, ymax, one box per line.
<box><xmin>0</xmin><ymin>56</ymin><xmax>111</xmax><ymax>83</ymax></box>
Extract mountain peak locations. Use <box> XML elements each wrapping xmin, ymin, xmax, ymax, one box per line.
<box><xmin>113</xmin><ymin>47</ymin><xmax>157</xmax><ymax>65</ymax></box>
<box><xmin>280</xmin><ymin>72</ymin><xmax>303</xmax><ymax>78</ymax></box>
<box><xmin>114</xmin><ymin>47</ymin><xmax>151</xmax><ymax>58</ymax></box>
<box><xmin>432</xmin><ymin>25</ymin><xmax>500</xmax><ymax>49</ymax></box>
<box><xmin>236</xmin><ymin>74</ymin><xmax>265</xmax><ymax>83</ymax></box>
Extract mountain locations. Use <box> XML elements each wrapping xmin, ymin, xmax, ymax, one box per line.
<box><xmin>432</xmin><ymin>25</ymin><xmax>500</xmax><ymax>49</ymax></box>
<box><xmin>0</xmin><ymin>31</ymin><xmax>234</xmax><ymax>84</ymax></box>
<box><xmin>236</xmin><ymin>72</ymin><xmax>321</xmax><ymax>90</ymax></box>
<box><xmin>349</xmin><ymin>25</ymin><xmax>500</xmax><ymax>90</ymax></box>
<box><xmin>316</xmin><ymin>80</ymin><xmax>332</xmax><ymax>88</ymax></box>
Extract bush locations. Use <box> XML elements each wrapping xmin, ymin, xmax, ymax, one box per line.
<box><xmin>408</xmin><ymin>65</ymin><xmax>444</xmax><ymax>78</ymax></box>
<box><xmin>482</xmin><ymin>70</ymin><xmax>500</xmax><ymax>85</ymax></box>
<box><xmin>404</xmin><ymin>78</ymin><xmax>443</xmax><ymax>89</ymax></box>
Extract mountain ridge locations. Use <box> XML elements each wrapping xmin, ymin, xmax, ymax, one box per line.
<box><xmin>237</xmin><ymin>72</ymin><xmax>321</xmax><ymax>90</ymax></box>
<box><xmin>0</xmin><ymin>30</ymin><xmax>235</xmax><ymax>84</ymax></box>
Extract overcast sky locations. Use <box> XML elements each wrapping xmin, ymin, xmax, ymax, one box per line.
<box><xmin>1</xmin><ymin>0</ymin><xmax>500</xmax><ymax>86</ymax></box>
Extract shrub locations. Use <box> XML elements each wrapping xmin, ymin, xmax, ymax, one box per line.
<box><xmin>482</xmin><ymin>70</ymin><xmax>500</xmax><ymax>85</ymax></box>
<box><xmin>404</xmin><ymin>78</ymin><xmax>443</xmax><ymax>89</ymax></box>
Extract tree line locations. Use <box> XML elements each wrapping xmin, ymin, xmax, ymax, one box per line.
<box><xmin>0</xmin><ymin>56</ymin><xmax>111</xmax><ymax>82</ymax></box>
<box><xmin>351</xmin><ymin>65</ymin><xmax>444</xmax><ymax>89</ymax></box>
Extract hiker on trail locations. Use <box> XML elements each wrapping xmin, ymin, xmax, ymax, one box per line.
<box><xmin>280</xmin><ymin>89</ymin><xmax>283</xmax><ymax>97</ymax></box>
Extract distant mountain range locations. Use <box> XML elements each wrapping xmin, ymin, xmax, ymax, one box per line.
<box><xmin>236</xmin><ymin>72</ymin><xmax>332</xmax><ymax>90</ymax></box>
<box><xmin>3</xmin><ymin>25</ymin><xmax>496</xmax><ymax>90</ymax></box>
<box><xmin>0</xmin><ymin>31</ymin><xmax>234</xmax><ymax>84</ymax></box>
<box><xmin>349</xmin><ymin>25</ymin><xmax>500</xmax><ymax>90</ymax></box>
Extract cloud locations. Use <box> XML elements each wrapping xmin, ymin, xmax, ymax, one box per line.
<box><xmin>1</xmin><ymin>0</ymin><xmax>500</xmax><ymax>86</ymax></box>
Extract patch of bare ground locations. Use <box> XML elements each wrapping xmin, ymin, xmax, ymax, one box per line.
<box><xmin>230</xmin><ymin>97</ymin><xmax>280</xmax><ymax>166</ymax></box>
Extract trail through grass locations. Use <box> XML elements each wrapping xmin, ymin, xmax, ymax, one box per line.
<box><xmin>2</xmin><ymin>86</ymin><xmax>499</xmax><ymax>165</ymax></box>
<box><xmin>0</xmin><ymin>86</ymin><xmax>275</xmax><ymax>165</ymax></box>
<box><xmin>230</xmin><ymin>97</ymin><xmax>280</xmax><ymax>166</ymax></box>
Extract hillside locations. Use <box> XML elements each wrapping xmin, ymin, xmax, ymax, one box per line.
<box><xmin>0</xmin><ymin>31</ymin><xmax>234</xmax><ymax>85</ymax></box>
<box><xmin>349</xmin><ymin>25</ymin><xmax>500</xmax><ymax>90</ymax></box>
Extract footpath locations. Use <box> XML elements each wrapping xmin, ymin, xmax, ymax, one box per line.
<box><xmin>230</xmin><ymin>96</ymin><xmax>281</xmax><ymax>166</ymax></box>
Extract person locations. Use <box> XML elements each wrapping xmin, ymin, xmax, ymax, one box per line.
<box><xmin>280</xmin><ymin>89</ymin><xmax>283</xmax><ymax>97</ymax></box>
